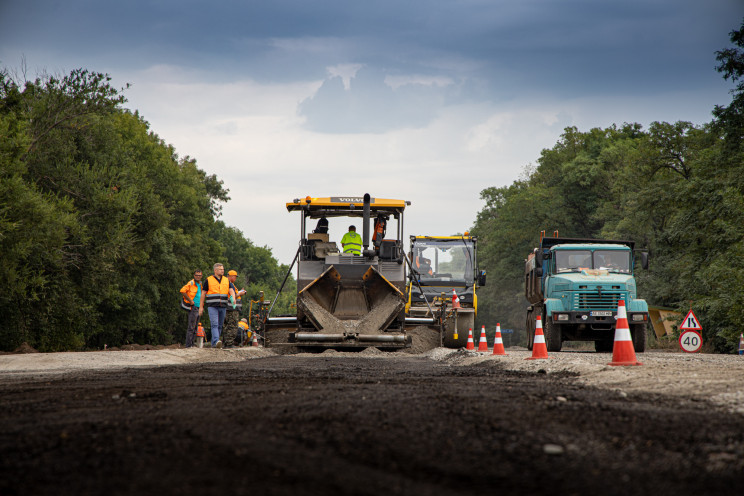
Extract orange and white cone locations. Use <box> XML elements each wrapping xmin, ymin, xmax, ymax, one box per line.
<box><xmin>526</xmin><ymin>316</ymin><xmax>551</xmax><ymax>360</ymax></box>
<box><xmin>452</xmin><ymin>289</ymin><xmax>461</xmax><ymax>309</ymax></box>
<box><xmin>252</xmin><ymin>331</ymin><xmax>260</xmax><ymax>347</ymax></box>
<box><xmin>465</xmin><ymin>328</ymin><xmax>475</xmax><ymax>350</ymax></box>
<box><xmin>477</xmin><ymin>325</ymin><xmax>489</xmax><ymax>352</ymax></box>
<box><xmin>492</xmin><ymin>323</ymin><xmax>507</xmax><ymax>355</ymax></box>
<box><xmin>608</xmin><ymin>300</ymin><xmax>642</xmax><ymax>366</ymax></box>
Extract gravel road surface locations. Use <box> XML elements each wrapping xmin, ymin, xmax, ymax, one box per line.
<box><xmin>1</xmin><ymin>347</ymin><xmax>743</xmax><ymax>495</ymax></box>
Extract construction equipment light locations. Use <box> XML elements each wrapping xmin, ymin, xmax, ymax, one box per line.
<box><xmin>557</xmin><ymin>314</ymin><xmax>569</xmax><ymax>321</ymax></box>
<box><xmin>632</xmin><ymin>314</ymin><xmax>645</xmax><ymax>321</ymax></box>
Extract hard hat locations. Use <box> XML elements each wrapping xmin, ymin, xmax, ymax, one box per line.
<box><xmin>228</xmin><ymin>270</ymin><xmax>238</xmax><ymax>276</ymax></box>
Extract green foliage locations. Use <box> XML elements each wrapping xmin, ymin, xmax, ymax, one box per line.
<box><xmin>0</xmin><ymin>66</ymin><xmax>294</xmax><ymax>351</ymax></box>
<box><xmin>473</xmin><ymin>22</ymin><xmax>744</xmax><ymax>351</ymax></box>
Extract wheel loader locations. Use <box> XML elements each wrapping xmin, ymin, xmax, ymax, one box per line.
<box><xmin>262</xmin><ymin>194</ymin><xmax>423</xmax><ymax>351</ymax></box>
<box><xmin>405</xmin><ymin>234</ymin><xmax>486</xmax><ymax>347</ymax></box>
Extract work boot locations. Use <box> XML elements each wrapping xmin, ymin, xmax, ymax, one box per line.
<box><xmin>216</xmin><ymin>340</ymin><xmax>223</xmax><ymax>349</ymax></box>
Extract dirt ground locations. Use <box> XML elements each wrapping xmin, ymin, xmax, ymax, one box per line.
<box><xmin>1</xmin><ymin>346</ymin><xmax>743</xmax><ymax>495</ymax></box>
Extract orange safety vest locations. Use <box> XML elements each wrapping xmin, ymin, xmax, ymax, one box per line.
<box><xmin>238</xmin><ymin>320</ymin><xmax>252</xmax><ymax>338</ymax></box>
<box><xmin>416</xmin><ymin>256</ymin><xmax>433</xmax><ymax>276</ymax></box>
<box><xmin>204</xmin><ymin>275</ymin><xmax>230</xmax><ymax>307</ymax></box>
<box><xmin>180</xmin><ymin>279</ymin><xmax>200</xmax><ymax>311</ymax></box>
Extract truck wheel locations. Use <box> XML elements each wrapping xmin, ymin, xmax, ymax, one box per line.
<box><xmin>595</xmin><ymin>339</ymin><xmax>613</xmax><ymax>353</ymax></box>
<box><xmin>525</xmin><ymin>310</ymin><xmax>534</xmax><ymax>351</ymax></box>
<box><xmin>543</xmin><ymin>316</ymin><xmax>562</xmax><ymax>352</ymax></box>
<box><xmin>631</xmin><ymin>324</ymin><xmax>647</xmax><ymax>353</ymax></box>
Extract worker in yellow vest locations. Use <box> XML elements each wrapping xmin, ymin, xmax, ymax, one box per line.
<box><xmin>341</xmin><ymin>225</ymin><xmax>363</xmax><ymax>255</ymax></box>
<box><xmin>199</xmin><ymin>263</ymin><xmax>235</xmax><ymax>348</ymax></box>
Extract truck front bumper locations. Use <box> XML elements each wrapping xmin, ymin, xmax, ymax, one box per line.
<box><xmin>549</xmin><ymin>311</ymin><xmax>648</xmax><ymax>326</ymax></box>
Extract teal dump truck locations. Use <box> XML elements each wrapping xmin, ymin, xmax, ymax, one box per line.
<box><xmin>524</xmin><ymin>235</ymin><xmax>649</xmax><ymax>352</ymax></box>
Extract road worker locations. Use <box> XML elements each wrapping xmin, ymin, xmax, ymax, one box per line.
<box><xmin>238</xmin><ymin>318</ymin><xmax>252</xmax><ymax>346</ymax></box>
<box><xmin>179</xmin><ymin>270</ymin><xmax>203</xmax><ymax>348</ymax></box>
<box><xmin>223</xmin><ymin>270</ymin><xmax>246</xmax><ymax>348</ymax></box>
<box><xmin>199</xmin><ymin>263</ymin><xmax>235</xmax><ymax>348</ymax></box>
<box><xmin>341</xmin><ymin>225</ymin><xmax>362</xmax><ymax>255</ymax></box>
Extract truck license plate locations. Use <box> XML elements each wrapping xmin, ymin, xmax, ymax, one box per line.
<box><xmin>591</xmin><ymin>311</ymin><xmax>612</xmax><ymax>317</ymax></box>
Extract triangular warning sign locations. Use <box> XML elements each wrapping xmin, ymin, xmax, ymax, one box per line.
<box><xmin>679</xmin><ymin>309</ymin><xmax>702</xmax><ymax>330</ymax></box>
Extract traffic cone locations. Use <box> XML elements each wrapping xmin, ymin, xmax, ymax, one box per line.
<box><xmin>526</xmin><ymin>316</ymin><xmax>551</xmax><ymax>360</ymax></box>
<box><xmin>608</xmin><ymin>300</ymin><xmax>643</xmax><ymax>366</ymax></box>
<box><xmin>252</xmin><ymin>331</ymin><xmax>260</xmax><ymax>347</ymax></box>
<box><xmin>465</xmin><ymin>328</ymin><xmax>475</xmax><ymax>350</ymax></box>
<box><xmin>492</xmin><ymin>323</ymin><xmax>506</xmax><ymax>355</ymax></box>
<box><xmin>739</xmin><ymin>333</ymin><xmax>744</xmax><ymax>356</ymax></box>
<box><xmin>452</xmin><ymin>289</ymin><xmax>461</xmax><ymax>309</ymax></box>
<box><xmin>477</xmin><ymin>325</ymin><xmax>489</xmax><ymax>352</ymax></box>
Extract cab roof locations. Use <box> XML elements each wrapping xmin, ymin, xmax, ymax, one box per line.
<box><xmin>412</xmin><ymin>235</ymin><xmax>474</xmax><ymax>241</ymax></box>
<box><xmin>286</xmin><ymin>196</ymin><xmax>408</xmax><ymax>217</ymax></box>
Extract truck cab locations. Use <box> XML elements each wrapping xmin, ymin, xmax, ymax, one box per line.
<box><xmin>525</xmin><ymin>236</ymin><xmax>649</xmax><ymax>352</ymax></box>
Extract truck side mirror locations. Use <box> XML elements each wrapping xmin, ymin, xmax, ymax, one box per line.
<box><xmin>640</xmin><ymin>251</ymin><xmax>649</xmax><ymax>270</ymax></box>
<box><xmin>477</xmin><ymin>270</ymin><xmax>487</xmax><ymax>287</ymax></box>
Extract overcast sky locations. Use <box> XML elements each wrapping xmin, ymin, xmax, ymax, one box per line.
<box><xmin>1</xmin><ymin>1</ymin><xmax>742</xmax><ymax>265</ymax></box>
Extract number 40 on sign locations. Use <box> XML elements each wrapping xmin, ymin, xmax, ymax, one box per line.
<box><xmin>679</xmin><ymin>309</ymin><xmax>703</xmax><ymax>353</ymax></box>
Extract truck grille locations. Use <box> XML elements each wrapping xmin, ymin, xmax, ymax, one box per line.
<box><xmin>573</xmin><ymin>292</ymin><xmax>624</xmax><ymax>310</ymax></box>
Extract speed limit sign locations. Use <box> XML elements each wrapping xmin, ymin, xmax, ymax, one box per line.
<box><xmin>679</xmin><ymin>330</ymin><xmax>703</xmax><ymax>353</ymax></box>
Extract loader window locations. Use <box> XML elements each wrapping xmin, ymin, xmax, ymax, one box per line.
<box><xmin>555</xmin><ymin>250</ymin><xmax>592</xmax><ymax>273</ymax></box>
<box><xmin>412</xmin><ymin>241</ymin><xmax>475</xmax><ymax>283</ymax></box>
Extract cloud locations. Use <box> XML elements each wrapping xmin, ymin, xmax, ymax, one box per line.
<box><xmin>298</xmin><ymin>66</ymin><xmax>458</xmax><ymax>133</ymax></box>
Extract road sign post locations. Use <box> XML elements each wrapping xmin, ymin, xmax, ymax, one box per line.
<box><xmin>678</xmin><ymin>309</ymin><xmax>703</xmax><ymax>353</ymax></box>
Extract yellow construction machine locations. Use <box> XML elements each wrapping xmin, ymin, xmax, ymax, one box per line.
<box><xmin>405</xmin><ymin>234</ymin><xmax>486</xmax><ymax>347</ymax></box>
<box><xmin>262</xmin><ymin>194</ymin><xmax>417</xmax><ymax>350</ymax></box>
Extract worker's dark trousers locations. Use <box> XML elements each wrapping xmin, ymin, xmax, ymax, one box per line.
<box><xmin>185</xmin><ymin>307</ymin><xmax>199</xmax><ymax>348</ymax></box>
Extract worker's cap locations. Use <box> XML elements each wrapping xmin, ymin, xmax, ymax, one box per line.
<box><xmin>227</xmin><ymin>270</ymin><xmax>238</xmax><ymax>276</ymax></box>
<box><xmin>240</xmin><ymin>318</ymin><xmax>248</xmax><ymax>323</ymax></box>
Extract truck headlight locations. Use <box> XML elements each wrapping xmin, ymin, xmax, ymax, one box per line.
<box><xmin>631</xmin><ymin>314</ymin><xmax>645</xmax><ymax>321</ymax></box>
<box><xmin>557</xmin><ymin>314</ymin><xmax>569</xmax><ymax>321</ymax></box>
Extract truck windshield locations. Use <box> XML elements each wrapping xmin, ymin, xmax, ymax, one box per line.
<box><xmin>555</xmin><ymin>250</ymin><xmax>592</xmax><ymax>273</ymax></box>
<box><xmin>412</xmin><ymin>240</ymin><xmax>474</xmax><ymax>283</ymax></box>
<box><xmin>593</xmin><ymin>250</ymin><xmax>631</xmax><ymax>273</ymax></box>
<box><xmin>555</xmin><ymin>249</ymin><xmax>631</xmax><ymax>273</ymax></box>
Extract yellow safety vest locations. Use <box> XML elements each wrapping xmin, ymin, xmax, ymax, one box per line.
<box><xmin>341</xmin><ymin>231</ymin><xmax>363</xmax><ymax>255</ymax></box>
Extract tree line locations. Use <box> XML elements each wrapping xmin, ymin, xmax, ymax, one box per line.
<box><xmin>0</xmin><ymin>68</ymin><xmax>295</xmax><ymax>351</ymax></box>
<box><xmin>471</xmin><ymin>21</ymin><xmax>744</xmax><ymax>353</ymax></box>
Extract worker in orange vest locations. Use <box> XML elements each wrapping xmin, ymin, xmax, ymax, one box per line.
<box><xmin>196</xmin><ymin>323</ymin><xmax>206</xmax><ymax>348</ymax></box>
<box><xmin>199</xmin><ymin>263</ymin><xmax>235</xmax><ymax>348</ymax></box>
<box><xmin>179</xmin><ymin>269</ymin><xmax>203</xmax><ymax>348</ymax></box>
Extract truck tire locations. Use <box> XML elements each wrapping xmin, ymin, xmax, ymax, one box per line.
<box><xmin>631</xmin><ymin>323</ymin><xmax>647</xmax><ymax>353</ymax></box>
<box><xmin>543</xmin><ymin>316</ymin><xmax>562</xmax><ymax>352</ymax></box>
<box><xmin>525</xmin><ymin>310</ymin><xmax>534</xmax><ymax>351</ymax></box>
